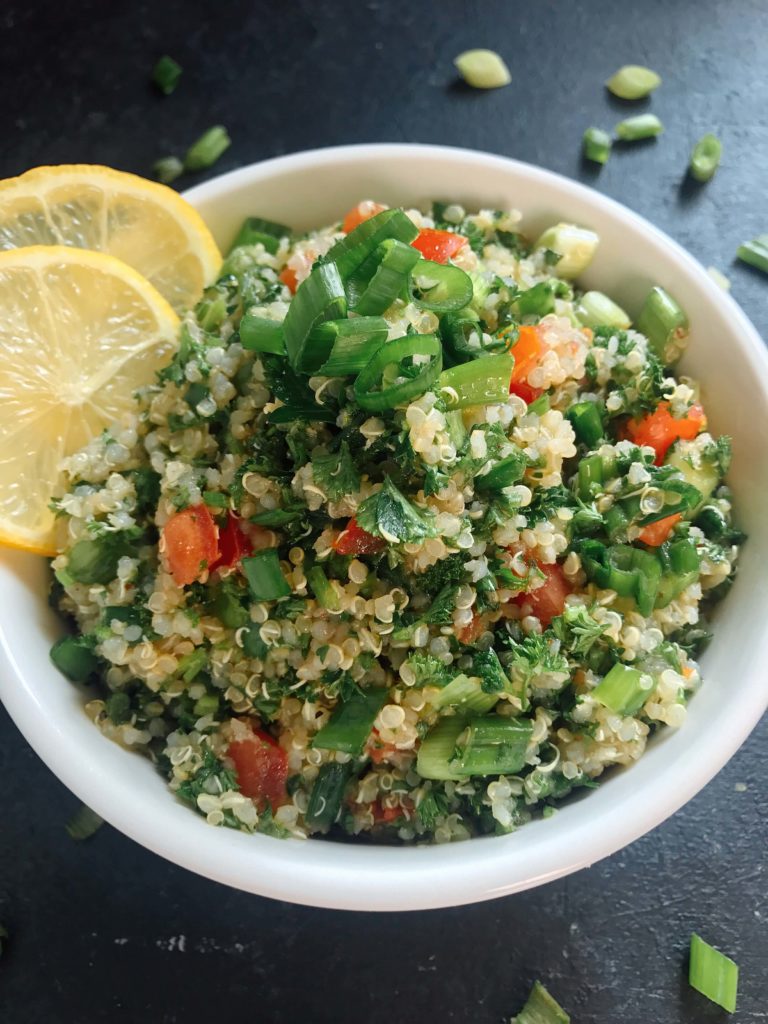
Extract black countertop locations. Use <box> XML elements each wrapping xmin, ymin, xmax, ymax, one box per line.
<box><xmin>1</xmin><ymin>1</ymin><xmax>766</xmax><ymax>1021</ymax></box>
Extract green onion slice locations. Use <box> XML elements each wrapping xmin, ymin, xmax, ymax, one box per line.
<box><xmin>409</xmin><ymin>259</ymin><xmax>473</xmax><ymax>312</ymax></box>
<box><xmin>736</xmin><ymin>235</ymin><xmax>768</xmax><ymax>275</ymax></box>
<box><xmin>432</xmin><ymin>674</ymin><xmax>499</xmax><ymax>714</ymax></box>
<box><xmin>307</xmin><ymin>565</ymin><xmax>341</xmax><ymax>611</ymax></box>
<box><xmin>450</xmin><ymin>715</ymin><xmax>533</xmax><ymax>776</ymax></box>
<box><xmin>454</xmin><ymin>49</ymin><xmax>511</xmax><ymax>89</ymax></box>
<box><xmin>354</xmin><ymin>334</ymin><xmax>442</xmax><ymax>411</ymax></box>
<box><xmin>566</xmin><ymin>400</ymin><xmax>604</xmax><ymax>447</ymax></box>
<box><xmin>153</xmin><ymin>156</ymin><xmax>184</xmax><ymax>185</ymax></box>
<box><xmin>636</xmin><ymin>285</ymin><xmax>689</xmax><ymax>364</ymax></box>
<box><xmin>475</xmin><ymin>449</ymin><xmax>528</xmax><ymax>491</ymax></box>
<box><xmin>417</xmin><ymin>716</ymin><xmax>466</xmax><ymax>781</ymax></box>
<box><xmin>437</xmin><ymin>353</ymin><xmax>514</xmax><ymax>410</ymax></box>
<box><xmin>305</xmin><ymin>763</ymin><xmax>351</xmax><ymax>829</ymax></box>
<box><xmin>512</xmin><ymin>980</ymin><xmax>570</xmax><ymax>1024</ymax></box>
<box><xmin>282</xmin><ymin>261</ymin><xmax>347</xmax><ymax>372</ymax></box>
<box><xmin>152</xmin><ymin>55</ymin><xmax>182</xmax><ymax>95</ymax></box>
<box><xmin>239</xmin><ymin>314</ymin><xmax>286</xmax><ymax>355</ymax></box>
<box><xmin>349</xmin><ymin>238</ymin><xmax>421</xmax><ymax>315</ymax></box>
<box><xmin>582</xmin><ymin>127</ymin><xmax>612</xmax><ymax>165</ymax></box>
<box><xmin>591</xmin><ymin>662</ymin><xmax>654</xmax><ymax>716</ymax></box>
<box><xmin>184</xmin><ymin>126</ymin><xmax>231</xmax><ymax>171</ymax></box>
<box><xmin>228</xmin><ymin>215</ymin><xmax>291</xmax><ymax>255</ymax></box>
<box><xmin>313</xmin><ymin>317</ymin><xmax>388</xmax><ymax>376</ymax></box>
<box><xmin>605</xmin><ymin>64</ymin><xmax>661</xmax><ymax>100</ymax></box>
<box><xmin>615</xmin><ymin>114</ymin><xmax>664</xmax><ymax>141</ymax></box>
<box><xmin>66</xmin><ymin>804</ymin><xmax>104</xmax><ymax>841</ymax></box>
<box><xmin>241</xmin><ymin>550</ymin><xmax>291</xmax><ymax>601</ymax></box>
<box><xmin>689</xmin><ymin>933</ymin><xmax>738</xmax><ymax>1013</ymax></box>
<box><xmin>689</xmin><ymin>133</ymin><xmax>722</xmax><ymax>183</ymax></box>
<box><xmin>534</xmin><ymin>224</ymin><xmax>599</xmax><ymax>278</ymax></box>
<box><xmin>50</xmin><ymin>635</ymin><xmax>100</xmax><ymax>682</ymax></box>
<box><xmin>575</xmin><ymin>291</ymin><xmax>631</xmax><ymax>330</ymax></box>
<box><xmin>326</xmin><ymin>208</ymin><xmax>418</xmax><ymax>281</ymax></box>
<box><xmin>312</xmin><ymin>688</ymin><xmax>388</xmax><ymax>755</ymax></box>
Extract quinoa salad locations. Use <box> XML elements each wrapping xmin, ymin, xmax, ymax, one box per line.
<box><xmin>49</xmin><ymin>200</ymin><xmax>742</xmax><ymax>843</ymax></box>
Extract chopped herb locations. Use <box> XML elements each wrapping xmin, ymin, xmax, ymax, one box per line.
<box><xmin>312</xmin><ymin>441</ymin><xmax>361</xmax><ymax>501</ymax></box>
<box><xmin>356</xmin><ymin>476</ymin><xmax>437</xmax><ymax>544</ymax></box>
<box><xmin>177</xmin><ymin>748</ymin><xmax>238</xmax><ymax>805</ymax></box>
<box><xmin>417</xmin><ymin>789</ymin><xmax>450</xmax><ymax>830</ymax></box>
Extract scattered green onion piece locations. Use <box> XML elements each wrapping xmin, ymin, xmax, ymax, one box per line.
<box><xmin>440</xmin><ymin>310</ymin><xmax>486</xmax><ymax>362</ymax></box>
<box><xmin>437</xmin><ymin>353</ymin><xmax>514</xmax><ymax>409</ymax></box>
<box><xmin>582</xmin><ymin>127</ymin><xmax>612</xmax><ymax>165</ymax></box>
<box><xmin>152</xmin><ymin>55</ymin><xmax>182</xmax><ymax>95</ymax></box>
<box><xmin>326</xmin><ymin>208</ymin><xmax>418</xmax><ymax>281</ymax></box>
<box><xmin>526</xmin><ymin>393</ymin><xmax>550</xmax><ymax>416</ymax></box>
<box><xmin>313</xmin><ymin>317</ymin><xmax>389</xmax><ymax>376</ymax></box>
<box><xmin>454</xmin><ymin>49</ymin><xmax>511</xmax><ymax>89</ymax></box>
<box><xmin>184</xmin><ymin>125</ymin><xmax>231</xmax><ymax>172</ymax></box>
<box><xmin>239</xmin><ymin>314</ymin><xmax>286</xmax><ymax>355</ymax></box>
<box><xmin>707</xmin><ymin>266</ymin><xmax>731</xmax><ymax>291</ymax></box>
<box><xmin>312</xmin><ymin>688</ymin><xmax>388</xmax><ymax>755</ymax></box>
<box><xmin>450</xmin><ymin>716</ymin><xmax>533</xmax><ymax>776</ymax></box>
<box><xmin>689</xmin><ymin>933</ymin><xmax>738</xmax><ymax>1013</ymax></box>
<box><xmin>689</xmin><ymin>133</ymin><xmax>722</xmax><ymax>183</ymax></box>
<box><xmin>228</xmin><ymin>216</ymin><xmax>291</xmax><ymax>255</ymax></box>
<box><xmin>193</xmin><ymin>692</ymin><xmax>219</xmax><ymax>718</ymax></box>
<box><xmin>208</xmin><ymin>585</ymin><xmax>249</xmax><ymax>629</ymax></box>
<box><xmin>66</xmin><ymin>804</ymin><xmax>104</xmax><ymax>841</ymax></box>
<box><xmin>615</xmin><ymin>113</ymin><xmax>664</xmax><ymax>141</ymax></box>
<box><xmin>241</xmin><ymin>550</ymin><xmax>291</xmax><ymax>602</ymax></box>
<box><xmin>432</xmin><ymin>674</ymin><xmax>499</xmax><ymax>714</ymax></box>
<box><xmin>512</xmin><ymin>980</ymin><xmax>570</xmax><ymax>1024</ymax></box>
<box><xmin>353</xmin><ymin>334</ymin><xmax>442</xmax><ymax>412</ymax></box>
<box><xmin>580</xmin><ymin>542</ymin><xmax>662</xmax><ymax>615</ymax></box>
<box><xmin>575</xmin><ymin>291</ymin><xmax>631</xmax><ymax>330</ymax></box>
<box><xmin>409</xmin><ymin>259</ymin><xmax>473</xmax><ymax>312</ymax></box>
<box><xmin>577</xmin><ymin>453</ymin><xmax>605</xmax><ymax>500</ymax></box>
<box><xmin>50</xmin><ymin>635</ymin><xmax>99</xmax><ymax>682</ymax></box>
<box><xmin>592</xmin><ymin>662</ymin><xmax>654</xmax><ymax>716</ymax></box>
<box><xmin>654</xmin><ymin>539</ymin><xmax>700</xmax><ymax>607</ymax></box>
<box><xmin>282</xmin><ymin>261</ymin><xmax>347</xmax><ymax>372</ymax></box>
<box><xmin>305</xmin><ymin>763</ymin><xmax>351</xmax><ymax>829</ymax></box>
<box><xmin>736</xmin><ymin>234</ymin><xmax>768</xmax><ymax>275</ymax></box>
<box><xmin>566</xmin><ymin>400</ymin><xmax>604</xmax><ymax>447</ymax></box>
<box><xmin>348</xmin><ymin>238</ymin><xmax>421</xmax><ymax>315</ymax></box>
<box><xmin>515</xmin><ymin>280</ymin><xmax>571</xmax><ymax>318</ymax></box>
<box><xmin>605</xmin><ymin>64</ymin><xmax>661</xmax><ymax>100</ymax></box>
<box><xmin>534</xmin><ymin>224</ymin><xmax>599</xmax><ymax>278</ymax></box>
<box><xmin>475</xmin><ymin>450</ymin><xmax>528</xmax><ymax>491</ymax></box>
<box><xmin>417</xmin><ymin>716</ymin><xmax>467</xmax><ymax>781</ymax></box>
<box><xmin>636</xmin><ymin>285</ymin><xmax>689</xmax><ymax>363</ymax></box>
<box><xmin>67</xmin><ymin>536</ymin><xmax>121</xmax><ymax>585</ymax></box>
<box><xmin>307</xmin><ymin>565</ymin><xmax>341</xmax><ymax>611</ymax></box>
<box><xmin>153</xmin><ymin>156</ymin><xmax>184</xmax><ymax>185</ymax></box>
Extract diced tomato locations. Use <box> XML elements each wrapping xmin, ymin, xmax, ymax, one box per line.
<box><xmin>457</xmin><ymin>610</ymin><xmax>485</xmax><ymax>645</ymax></box>
<box><xmin>626</xmin><ymin>401</ymin><xmax>706</xmax><ymax>465</ymax></box>
<box><xmin>371</xmin><ymin>799</ymin><xmax>403</xmax><ymax>824</ymax></box>
<box><xmin>507</xmin><ymin>325</ymin><xmax>545</xmax><ymax>398</ymax></box>
<box><xmin>279</xmin><ymin>266</ymin><xmax>298</xmax><ymax>294</ymax></box>
<box><xmin>512</xmin><ymin>561</ymin><xmax>571</xmax><ymax>628</ymax></box>
<box><xmin>342</xmin><ymin>200</ymin><xmax>388</xmax><ymax>234</ymax></box>
<box><xmin>412</xmin><ymin>228</ymin><xmax>467</xmax><ymax>264</ymax></box>
<box><xmin>638</xmin><ymin>512</ymin><xmax>682</xmax><ymax>547</ymax></box>
<box><xmin>228</xmin><ymin>723</ymin><xmax>289</xmax><ymax>812</ymax></box>
<box><xmin>162</xmin><ymin>504</ymin><xmax>220</xmax><ymax>586</ymax></box>
<box><xmin>367</xmin><ymin>731</ymin><xmax>398</xmax><ymax>765</ymax></box>
<box><xmin>210</xmin><ymin>511</ymin><xmax>253</xmax><ymax>572</ymax></box>
<box><xmin>333</xmin><ymin>517</ymin><xmax>386</xmax><ymax>556</ymax></box>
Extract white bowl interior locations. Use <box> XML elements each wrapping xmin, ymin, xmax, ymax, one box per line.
<box><xmin>2</xmin><ymin>144</ymin><xmax>767</xmax><ymax>911</ymax></box>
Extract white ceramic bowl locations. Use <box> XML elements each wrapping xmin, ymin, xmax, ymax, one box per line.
<box><xmin>2</xmin><ymin>144</ymin><xmax>767</xmax><ymax>911</ymax></box>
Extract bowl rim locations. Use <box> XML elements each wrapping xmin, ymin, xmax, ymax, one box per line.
<box><xmin>2</xmin><ymin>142</ymin><xmax>768</xmax><ymax>912</ymax></box>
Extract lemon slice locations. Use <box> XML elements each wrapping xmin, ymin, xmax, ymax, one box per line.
<box><xmin>0</xmin><ymin>164</ymin><xmax>221</xmax><ymax>312</ymax></box>
<box><xmin>0</xmin><ymin>245</ymin><xmax>179</xmax><ymax>555</ymax></box>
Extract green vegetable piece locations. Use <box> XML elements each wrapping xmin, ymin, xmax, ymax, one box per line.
<box><xmin>239</xmin><ymin>314</ymin><xmax>286</xmax><ymax>355</ymax></box>
<box><xmin>736</xmin><ymin>234</ymin><xmax>768</xmax><ymax>275</ymax></box>
<box><xmin>177</xmin><ymin>649</ymin><xmax>208</xmax><ymax>683</ymax></box>
<box><xmin>534</xmin><ymin>224</ymin><xmax>599</xmax><ymax>278</ymax></box>
<box><xmin>312</xmin><ymin>688</ymin><xmax>388</xmax><ymax>755</ymax></box>
<box><xmin>417</xmin><ymin>716</ymin><xmax>466</xmax><ymax>780</ymax></box>
<box><xmin>202</xmin><ymin>490</ymin><xmax>229</xmax><ymax>509</ymax></box>
<box><xmin>356</xmin><ymin>476</ymin><xmax>437</xmax><ymax>545</ymax></box>
<box><xmin>689</xmin><ymin>133</ymin><xmax>722</xmax><ymax>183</ymax></box>
<box><xmin>438</xmin><ymin>352</ymin><xmax>514</xmax><ymax>409</ymax></box>
<box><xmin>476</xmin><ymin>450</ymin><xmax>528</xmax><ymax>491</ymax></box>
<box><xmin>575</xmin><ymin>291</ymin><xmax>631</xmax><ymax>330</ymax></box>
<box><xmin>313</xmin><ymin>316</ymin><xmax>389</xmax><ymax>375</ymax></box>
<box><xmin>228</xmin><ymin>216</ymin><xmax>290</xmax><ymax>255</ymax></box>
<box><xmin>566</xmin><ymin>400</ymin><xmax>604</xmax><ymax>447</ymax></box>
<box><xmin>184</xmin><ymin>125</ymin><xmax>231</xmax><ymax>172</ymax></box>
<box><xmin>454</xmin><ymin>49</ymin><xmax>511</xmax><ymax>89</ymax></box>
<box><xmin>152</xmin><ymin>55</ymin><xmax>182</xmax><ymax>95</ymax></box>
<box><xmin>307</xmin><ymin>565</ymin><xmax>341</xmax><ymax>611</ymax></box>
<box><xmin>305</xmin><ymin>763</ymin><xmax>351</xmax><ymax>829</ymax></box>
<box><xmin>512</xmin><ymin>980</ymin><xmax>570</xmax><ymax>1024</ymax></box>
<box><xmin>578</xmin><ymin>453</ymin><xmax>604</xmax><ymax>500</ymax></box>
<box><xmin>153</xmin><ymin>156</ymin><xmax>184</xmax><ymax>185</ymax></box>
<box><xmin>67</xmin><ymin>536</ymin><xmax>121</xmax><ymax>584</ymax></box>
<box><xmin>615</xmin><ymin>113</ymin><xmax>664</xmax><ymax>141</ymax></box>
<box><xmin>591</xmin><ymin>662</ymin><xmax>655</xmax><ymax>716</ymax></box>
<box><xmin>450</xmin><ymin>715</ymin><xmax>533</xmax><ymax>776</ymax></box>
<box><xmin>409</xmin><ymin>259</ymin><xmax>474</xmax><ymax>313</ymax></box>
<box><xmin>282</xmin><ymin>261</ymin><xmax>347</xmax><ymax>372</ymax></box>
<box><xmin>515</xmin><ymin>280</ymin><xmax>571</xmax><ymax>318</ymax></box>
<box><xmin>689</xmin><ymin>933</ymin><xmax>738</xmax><ymax>1013</ymax></box>
<box><xmin>242</xmin><ymin>627</ymin><xmax>268</xmax><ymax>660</ymax></box>
<box><xmin>353</xmin><ymin>333</ymin><xmax>442</xmax><ymax>412</ymax></box>
<box><xmin>605</xmin><ymin>64</ymin><xmax>661</xmax><ymax>100</ymax></box>
<box><xmin>66</xmin><ymin>804</ymin><xmax>104</xmax><ymax>841</ymax></box>
<box><xmin>242</xmin><ymin>550</ymin><xmax>291</xmax><ymax>602</ymax></box>
<box><xmin>348</xmin><ymin>238</ymin><xmax>421</xmax><ymax>316</ymax></box>
<box><xmin>326</xmin><ymin>207</ymin><xmax>418</xmax><ymax>281</ymax></box>
<box><xmin>636</xmin><ymin>285</ymin><xmax>689</xmax><ymax>364</ymax></box>
<box><xmin>106</xmin><ymin>692</ymin><xmax>132</xmax><ymax>725</ymax></box>
<box><xmin>208</xmin><ymin>583</ymin><xmax>250</xmax><ymax>628</ymax></box>
<box><xmin>193</xmin><ymin>693</ymin><xmax>220</xmax><ymax>718</ymax></box>
<box><xmin>50</xmin><ymin>635</ymin><xmax>99</xmax><ymax>682</ymax></box>
<box><xmin>433</xmin><ymin>674</ymin><xmax>499</xmax><ymax>714</ymax></box>
<box><xmin>582</xmin><ymin>127</ymin><xmax>612</xmax><ymax>165</ymax></box>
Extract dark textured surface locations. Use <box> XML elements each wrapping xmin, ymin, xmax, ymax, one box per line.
<box><xmin>1</xmin><ymin>1</ymin><xmax>766</xmax><ymax>1021</ymax></box>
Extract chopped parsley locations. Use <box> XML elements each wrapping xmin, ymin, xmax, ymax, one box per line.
<box><xmin>356</xmin><ymin>476</ymin><xmax>437</xmax><ymax>544</ymax></box>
